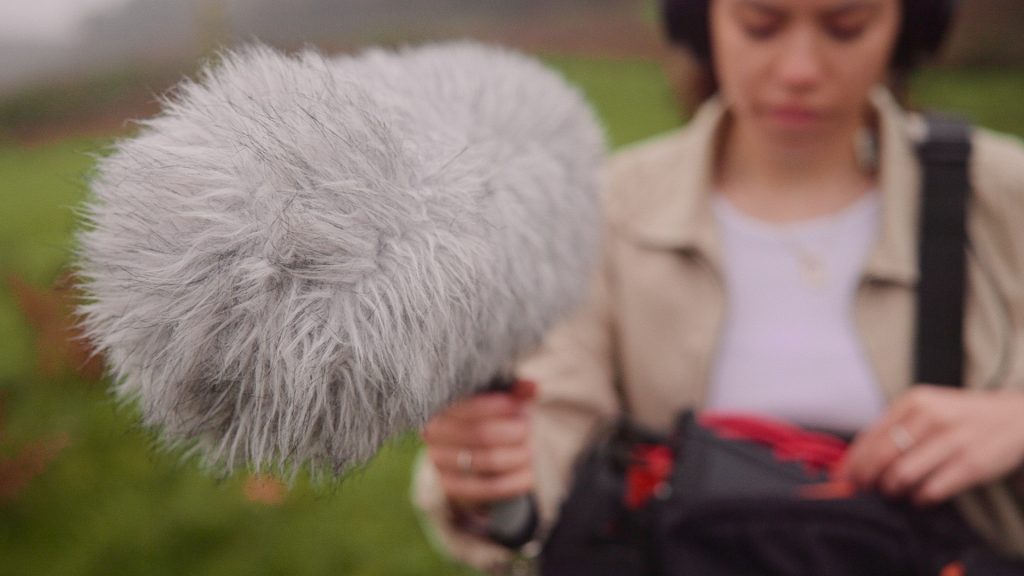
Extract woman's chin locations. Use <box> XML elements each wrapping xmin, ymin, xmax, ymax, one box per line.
<box><xmin>767</xmin><ymin>128</ymin><xmax>830</xmax><ymax>154</ymax></box>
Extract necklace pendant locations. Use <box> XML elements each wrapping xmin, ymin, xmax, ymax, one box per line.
<box><xmin>801</xmin><ymin>257</ymin><xmax>828</xmax><ymax>288</ymax></box>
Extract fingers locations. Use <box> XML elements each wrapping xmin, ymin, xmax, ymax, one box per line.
<box><xmin>438</xmin><ymin>465</ymin><xmax>535</xmax><ymax>505</ymax></box>
<box><xmin>423</xmin><ymin>412</ymin><xmax>529</xmax><ymax>448</ymax></box>
<box><xmin>421</xmin><ymin>380</ymin><xmax>538</xmax><ymax>507</ymax></box>
<box><xmin>878</xmin><ymin>429</ymin><xmax>962</xmax><ymax>497</ymax></box>
<box><xmin>911</xmin><ymin>445</ymin><xmax>983</xmax><ymax>506</ymax></box>
<box><xmin>837</xmin><ymin>386</ymin><xmax>950</xmax><ymax>486</ymax></box>
<box><xmin>428</xmin><ymin>444</ymin><xmax>532</xmax><ymax>476</ymax></box>
<box><xmin>842</xmin><ymin>417</ymin><xmax>984</xmax><ymax>506</ymax></box>
<box><xmin>427</xmin><ymin>415</ymin><xmax>534</xmax><ymax>506</ymax></box>
<box><xmin>837</xmin><ymin>387</ymin><xmax>1024</xmax><ymax>507</ymax></box>
<box><xmin>441</xmin><ymin>392</ymin><xmax>528</xmax><ymax>421</ymax></box>
<box><xmin>838</xmin><ymin>412</ymin><xmax>930</xmax><ymax>487</ymax></box>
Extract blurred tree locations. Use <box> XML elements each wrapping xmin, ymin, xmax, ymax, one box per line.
<box><xmin>945</xmin><ymin>0</ymin><xmax>1024</xmax><ymax>66</ymax></box>
<box><xmin>193</xmin><ymin>0</ymin><xmax>228</xmax><ymax>55</ymax></box>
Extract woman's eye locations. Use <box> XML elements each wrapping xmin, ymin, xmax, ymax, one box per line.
<box><xmin>826</xmin><ymin>12</ymin><xmax>873</xmax><ymax>42</ymax></box>
<box><xmin>737</xmin><ymin>8</ymin><xmax>784</xmax><ymax>40</ymax></box>
<box><xmin>827</xmin><ymin>25</ymin><xmax>867</xmax><ymax>41</ymax></box>
<box><xmin>744</xmin><ymin>24</ymin><xmax>782</xmax><ymax>40</ymax></box>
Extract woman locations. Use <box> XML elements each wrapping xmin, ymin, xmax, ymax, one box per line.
<box><xmin>415</xmin><ymin>0</ymin><xmax>1024</xmax><ymax>572</ymax></box>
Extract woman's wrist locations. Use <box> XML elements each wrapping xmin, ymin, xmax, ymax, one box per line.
<box><xmin>448</xmin><ymin>494</ymin><xmax>539</xmax><ymax>549</ymax></box>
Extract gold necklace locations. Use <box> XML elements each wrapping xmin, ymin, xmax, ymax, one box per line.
<box><xmin>777</xmin><ymin>226</ymin><xmax>842</xmax><ymax>290</ymax></box>
<box><xmin>778</xmin><ymin>128</ymin><xmax>877</xmax><ymax>289</ymax></box>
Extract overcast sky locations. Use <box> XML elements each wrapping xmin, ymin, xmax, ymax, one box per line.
<box><xmin>0</xmin><ymin>0</ymin><xmax>134</xmax><ymax>44</ymax></box>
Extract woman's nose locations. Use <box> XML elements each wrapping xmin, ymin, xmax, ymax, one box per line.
<box><xmin>776</xmin><ymin>30</ymin><xmax>826</xmax><ymax>91</ymax></box>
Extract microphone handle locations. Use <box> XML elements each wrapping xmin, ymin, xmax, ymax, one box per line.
<box><xmin>487</xmin><ymin>492</ymin><xmax>538</xmax><ymax>549</ymax></box>
<box><xmin>482</xmin><ymin>376</ymin><xmax>539</xmax><ymax>548</ymax></box>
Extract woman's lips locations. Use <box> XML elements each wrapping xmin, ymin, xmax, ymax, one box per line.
<box><xmin>768</xmin><ymin>107</ymin><xmax>824</xmax><ymax>128</ymax></box>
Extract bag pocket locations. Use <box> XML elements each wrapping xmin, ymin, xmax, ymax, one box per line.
<box><xmin>657</xmin><ymin>494</ymin><xmax>926</xmax><ymax>576</ymax></box>
<box><xmin>539</xmin><ymin>421</ymin><xmax>666</xmax><ymax>576</ymax></box>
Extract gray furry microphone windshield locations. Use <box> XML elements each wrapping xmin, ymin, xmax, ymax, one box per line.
<box><xmin>76</xmin><ymin>42</ymin><xmax>605</xmax><ymax>477</ymax></box>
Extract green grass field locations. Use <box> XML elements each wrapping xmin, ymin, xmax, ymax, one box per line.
<box><xmin>0</xmin><ymin>57</ymin><xmax>1021</xmax><ymax>576</ymax></box>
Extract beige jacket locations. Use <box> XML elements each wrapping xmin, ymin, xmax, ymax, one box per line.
<box><xmin>413</xmin><ymin>87</ymin><xmax>1024</xmax><ymax>572</ymax></box>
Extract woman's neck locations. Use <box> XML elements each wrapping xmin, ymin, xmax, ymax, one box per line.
<box><xmin>714</xmin><ymin>112</ymin><xmax>877</xmax><ymax>224</ymax></box>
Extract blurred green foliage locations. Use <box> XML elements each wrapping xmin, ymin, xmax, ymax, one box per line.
<box><xmin>910</xmin><ymin>69</ymin><xmax>1024</xmax><ymax>136</ymax></box>
<box><xmin>0</xmin><ymin>71</ymin><xmax>150</xmax><ymax>136</ymax></box>
<box><xmin>0</xmin><ymin>57</ymin><xmax>1021</xmax><ymax>576</ymax></box>
<box><xmin>0</xmin><ymin>137</ymin><xmax>105</xmax><ymax>380</ymax></box>
<box><xmin>544</xmin><ymin>55</ymin><xmax>685</xmax><ymax>148</ymax></box>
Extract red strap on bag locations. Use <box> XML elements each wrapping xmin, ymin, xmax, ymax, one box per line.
<box><xmin>625</xmin><ymin>412</ymin><xmax>859</xmax><ymax>509</ymax></box>
<box><xmin>698</xmin><ymin>412</ymin><xmax>849</xmax><ymax>475</ymax></box>
<box><xmin>699</xmin><ymin>413</ymin><xmax>861</xmax><ymax>500</ymax></box>
<box><xmin>625</xmin><ymin>444</ymin><xmax>674</xmax><ymax>510</ymax></box>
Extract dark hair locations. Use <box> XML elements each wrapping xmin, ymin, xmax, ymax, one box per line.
<box><xmin>662</xmin><ymin>0</ymin><xmax>960</xmax><ymax>101</ymax></box>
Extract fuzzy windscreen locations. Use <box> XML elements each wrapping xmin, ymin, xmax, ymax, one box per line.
<box><xmin>76</xmin><ymin>43</ymin><xmax>606</xmax><ymax>478</ymax></box>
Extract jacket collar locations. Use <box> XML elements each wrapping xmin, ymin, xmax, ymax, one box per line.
<box><xmin>615</xmin><ymin>86</ymin><xmax>921</xmax><ymax>286</ymax></box>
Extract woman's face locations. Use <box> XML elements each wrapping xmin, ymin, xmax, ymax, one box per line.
<box><xmin>710</xmin><ymin>0</ymin><xmax>901</xmax><ymax>147</ymax></box>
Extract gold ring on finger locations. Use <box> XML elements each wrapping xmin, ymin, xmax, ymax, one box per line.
<box><xmin>889</xmin><ymin>425</ymin><xmax>914</xmax><ymax>453</ymax></box>
<box><xmin>457</xmin><ymin>449</ymin><xmax>474</xmax><ymax>475</ymax></box>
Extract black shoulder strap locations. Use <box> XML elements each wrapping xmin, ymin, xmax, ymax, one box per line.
<box><xmin>913</xmin><ymin>114</ymin><xmax>973</xmax><ymax>388</ymax></box>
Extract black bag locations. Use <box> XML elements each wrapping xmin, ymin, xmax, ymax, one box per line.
<box><xmin>539</xmin><ymin>410</ymin><xmax>1015</xmax><ymax>576</ymax></box>
<box><xmin>538</xmin><ymin>419</ymin><xmax>667</xmax><ymax>575</ymax></box>
<box><xmin>537</xmin><ymin>117</ymin><xmax>1024</xmax><ymax>575</ymax></box>
<box><xmin>654</xmin><ymin>412</ymin><xmax>1004</xmax><ymax>576</ymax></box>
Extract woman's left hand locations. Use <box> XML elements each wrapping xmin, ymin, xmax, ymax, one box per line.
<box><xmin>836</xmin><ymin>385</ymin><xmax>1024</xmax><ymax>506</ymax></box>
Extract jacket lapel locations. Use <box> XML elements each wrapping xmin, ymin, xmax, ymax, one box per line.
<box><xmin>854</xmin><ymin>87</ymin><xmax>922</xmax><ymax>401</ymax></box>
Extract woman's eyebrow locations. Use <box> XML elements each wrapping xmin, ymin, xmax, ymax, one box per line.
<box><xmin>736</xmin><ymin>1</ymin><xmax>786</xmax><ymax>17</ymax></box>
<box><xmin>823</xmin><ymin>1</ymin><xmax>882</xmax><ymax>16</ymax></box>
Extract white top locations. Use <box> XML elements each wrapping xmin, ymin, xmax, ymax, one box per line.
<box><xmin>705</xmin><ymin>192</ymin><xmax>886</xmax><ymax>434</ymax></box>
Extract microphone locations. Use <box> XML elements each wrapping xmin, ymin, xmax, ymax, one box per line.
<box><xmin>76</xmin><ymin>42</ymin><xmax>606</xmax><ymax>480</ymax></box>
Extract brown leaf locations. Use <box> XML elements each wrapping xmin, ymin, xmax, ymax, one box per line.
<box><xmin>243</xmin><ymin>474</ymin><xmax>288</xmax><ymax>505</ymax></box>
<box><xmin>0</xmin><ymin>432</ymin><xmax>70</xmax><ymax>502</ymax></box>
<box><xmin>7</xmin><ymin>273</ymin><xmax>104</xmax><ymax>381</ymax></box>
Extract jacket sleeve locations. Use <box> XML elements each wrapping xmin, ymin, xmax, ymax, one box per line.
<box><xmin>954</xmin><ymin>128</ymin><xmax>1024</xmax><ymax>557</ymax></box>
<box><xmin>411</xmin><ymin>213</ymin><xmax>621</xmax><ymax>573</ymax></box>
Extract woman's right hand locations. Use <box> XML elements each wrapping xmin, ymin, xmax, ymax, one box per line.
<box><xmin>421</xmin><ymin>379</ymin><xmax>537</xmax><ymax>510</ymax></box>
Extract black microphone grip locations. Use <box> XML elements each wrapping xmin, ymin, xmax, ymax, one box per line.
<box><xmin>481</xmin><ymin>376</ymin><xmax>540</xmax><ymax>549</ymax></box>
